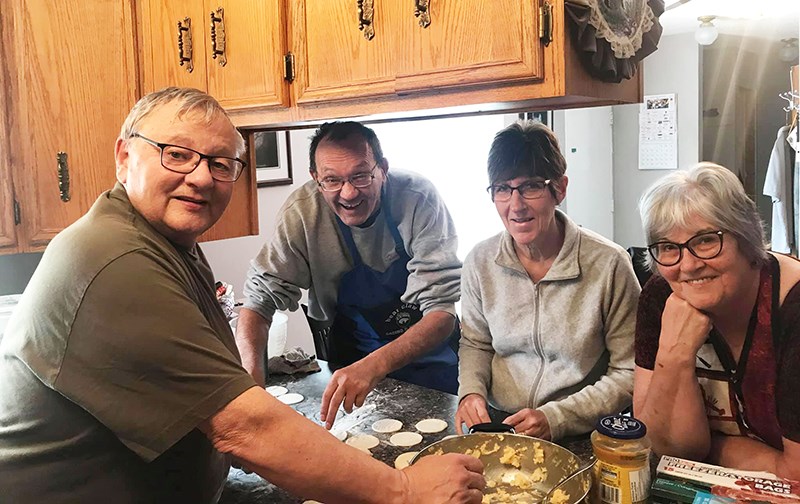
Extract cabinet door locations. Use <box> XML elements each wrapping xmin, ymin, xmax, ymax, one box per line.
<box><xmin>139</xmin><ymin>0</ymin><xmax>208</xmax><ymax>95</ymax></box>
<box><xmin>205</xmin><ymin>0</ymin><xmax>290</xmax><ymax>110</ymax></box>
<box><xmin>394</xmin><ymin>0</ymin><xmax>544</xmax><ymax>93</ymax></box>
<box><xmin>11</xmin><ymin>0</ymin><xmax>137</xmax><ymax>249</ymax></box>
<box><xmin>289</xmin><ymin>0</ymin><xmax>400</xmax><ymax>104</ymax></box>
<box><xmin>0</xmin><ymin>25</ymin><xmax>18</xmax><ymax>253</ymax></box>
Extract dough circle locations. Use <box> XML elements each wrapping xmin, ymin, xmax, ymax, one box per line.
<box><xmin>371</xmin><ymin>418</ymin><xmax>403</xmax><ymax>433</ymax></box>
<box><xmin>394</xmin><ymin>451</ymin><xmax>419</xmax><ymax>469</ymax></box>
<box><xmin>277</xmin><ymin>392</ymin><xmax>304</xmax><ymax>405</ymax></box>
<box><xmin>415</xmin><ymin>418</ymin><xmax>448</xmax><ymax>433</ymax></box>
<box><xmin>265</xmin><ymin>385</ymin><xmax>288</xmax><ymax>397</ymax></box>
<box><xmin>346</xmin><ymin>434</ymin><xmax>380</xmax><ymax>451</ymax></box>
<box><xmin>390</xmin><ymin>432</ymin><xmax>423</xmax><ymax>447</ymax></box>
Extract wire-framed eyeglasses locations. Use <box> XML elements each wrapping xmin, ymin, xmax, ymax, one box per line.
<box><xmin>487</xmin><ymin>179</ymin><xmax>552</xmax><ymax>202</ymax></box>
<box><xmin>647</xmin><ymin>230</ymin><xmax>725</xmax><ymax>267</ymax></box>
<box><xmin>317</xmin><ymin>162</ymin><xmax>379</xmax><ymax>192</ymax></box>
<box><xmin>131</xmin><ymin>133</ymin><xmax>247</xmax><ymax>182</ymax></box>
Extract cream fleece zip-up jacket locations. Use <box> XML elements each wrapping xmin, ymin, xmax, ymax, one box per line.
<box><xmin>458</xmin><ymin>210</ymin><xmax>639</xmax><ymax>440</ymax></box>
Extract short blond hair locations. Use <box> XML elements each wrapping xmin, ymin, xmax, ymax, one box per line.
<box><xmin>119</xmin><ymin>87</ymin><xmax>245</xmax><ymax>157</ymax></box>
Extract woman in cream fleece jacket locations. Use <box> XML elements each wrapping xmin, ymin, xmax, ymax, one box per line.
<box><xmin>455</xmin><ymin>121</ymin><xmax>640</xmax><ymax>440</ymax></box>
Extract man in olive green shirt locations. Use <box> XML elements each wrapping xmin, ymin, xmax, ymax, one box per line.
<box><xmin>0</xmin><ymin>87</ymin><xmax>484</xmax><ymax>503</ymax></box>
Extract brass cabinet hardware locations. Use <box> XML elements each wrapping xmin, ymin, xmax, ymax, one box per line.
<box><xmin>13</xmin><ymin>199</ymin><xmax>20</xmax><ymax>225</ymax></box>
<box><xmin>57</xmin><ymin>152</ymin><xmax>70</xmax><ymax>202</ymax></box>
<box><xmin>539</xmin><ymin>1</ymin><xmax>553</xmax><ymax>46</ymax></box>
<box><xmin>414</xmin><ymin>0</ymin><xmax>431</xmax><ymax>28</ymax></box>
<box><xmin>284</xmin><ymin>52</ymin><xmax>295</xmax><ymax>82</ymax></box>
<box><xmin>357</xmin><ymin>0</ymin><xmax>375</xmax><ymax>40</ymax></box>
<box><xmin>210</xmin><ymin>7</ymin><xmax>227</xmax><ymax>66</ymax></box>
<box><xmin>177</xmin><ymin>17</ymin><xmax>194</xmax><ymax>72</ymax></box>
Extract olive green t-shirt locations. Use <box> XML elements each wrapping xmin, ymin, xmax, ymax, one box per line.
<box><xmin>0</xmin><ymin>184</ymin><xmax>256</xmax><ymax>503</ymax></box>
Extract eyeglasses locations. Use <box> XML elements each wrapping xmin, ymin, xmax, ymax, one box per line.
<box><xmin>647</xmin><ymin>230</ymin><xmax>725</xmax><ymax>267</ymax></box>
<box><xmin>317</xmin><ymin>162</ymin><xmax>379</xmax><ymax>192</ymax></box>
<box><xmin>487</xmin><ymin>179</ymin><xmax>552</xmax><ymax>202</ymax></box>
<box><xmin>131</xmin><ymin>133</ymin><xmax>247</xmax><ymax>182</ymax></box>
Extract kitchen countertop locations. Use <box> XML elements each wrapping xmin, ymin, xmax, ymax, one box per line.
<box><xmin>218</xmin><ymin>361</ymin><xmax>598</xmax><ymax>504</ymax></box>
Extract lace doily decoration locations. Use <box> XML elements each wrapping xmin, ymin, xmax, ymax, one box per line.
<box><xmin>565</xmin><ymin>0</ymin><xmax>664</xmax><ymax>83</ymax></box>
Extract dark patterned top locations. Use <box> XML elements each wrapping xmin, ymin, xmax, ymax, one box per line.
<box><xmin>635</xmin><ymin>255</ymin><xmax>800</xmax><ymax>447</ymax></box>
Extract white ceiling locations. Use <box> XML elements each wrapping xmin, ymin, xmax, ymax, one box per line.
<box><xmin>660</xmin><ymin>0</ymin><xmax>800</xmax><ymax>40</ymax></box>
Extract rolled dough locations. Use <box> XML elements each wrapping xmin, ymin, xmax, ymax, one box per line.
<box><xmin>345</xmin><ymin>434</ymin><xmax>380</xmax><ymax>451</ymax></box>
<box><xmin>389</xmin><ymin>432</ymin><xmax>423</xmax><ymax>447</ymax></box>
<box><xmin>371</xmin><ymin>418</ymin><xmax>403</xmax><ymax>433</ymax></box>
<box><xmin>415</xmin><ymin>418</ymin><xmax>448</xmax><ymax>433</ymax></box>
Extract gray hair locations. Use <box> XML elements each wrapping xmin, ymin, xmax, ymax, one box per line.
<box><xmin>638</xmin><ymin>162</ymin><xmax>768</xmax><ymax>271</ymax></box>
<box><xmin>119</xmin><ymin>87</ymin><xmax>246</xmax><ymax>157</ymax></box>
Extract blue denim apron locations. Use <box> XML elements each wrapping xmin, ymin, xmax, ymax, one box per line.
<box><xmin>326</xmin><ymin>194</ymin><xmax>459</xmax><ymax>394</ymax></box>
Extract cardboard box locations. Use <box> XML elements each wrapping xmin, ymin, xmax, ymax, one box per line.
<box><xmin>653</xmin><ymin>456</ymin><xmax>800</xmax><ymax>503</ymax></box>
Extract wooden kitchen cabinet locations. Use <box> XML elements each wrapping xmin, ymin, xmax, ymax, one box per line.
<box><xmin>1</xmin><ymin>0</ymin><xmax>137</xmax><ymax>255</ymax></box>
<box><xmin>227</xmin><ymin>0</ymin><xmax>641</xmax><ymax>125</ymax></box>
<box><xmin>290</xmin><ymin>0</ymin><xmax>544</xmax><ymax>105</ymax></box>
<box><xmin>0</xmin><ymin>40</ymin><xmax>19</xmax><ymax>254</ymax></box>
<box><xmin>139</xmin><ymin>0</ymin><xmax>290</xmax><ymax>111</ymax></box>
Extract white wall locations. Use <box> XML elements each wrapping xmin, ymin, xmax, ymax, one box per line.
<box><xmin>558</xmin><ymin>107</ymin><xmax>615</xmax><ymax>241</ymax></box>
<box><xmin>612</xmin><ymin>33</ymin><xmax>701</xmax><ymax>248</ymax></box>
<box><xmin>202</xmin><ymin>128</ymin><xmax>316</xmax><ymax>353</ymax></box>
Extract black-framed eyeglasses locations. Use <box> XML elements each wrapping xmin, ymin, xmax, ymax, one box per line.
<box><xmin>317</xmin><ymin>162</ymin><xmax>379</xmax><ymax>192</ymax></box>
<box><xmin>647</xmin><ymin>230</ymin><xmax>725</xmax><ymax>267</ymax></box>
<box><xmin>487</xmin><ymin>179</ymin><xmax>552</xmax><ymax>202</ymax></box>
<box><xmin>131</xmin><ymin>133</ymin><xmax>247</xmax><ymax>182</ymax></box>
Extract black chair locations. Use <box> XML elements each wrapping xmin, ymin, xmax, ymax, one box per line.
<box><xmin>627</xmin><ymin>247</ymin><xmax>653</xmax><ymax>287</ymax></box>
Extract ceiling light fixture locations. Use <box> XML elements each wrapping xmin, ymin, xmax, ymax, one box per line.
<box><xmin>695</xmin><ymin>15</ymin><xmax>719</xmax><ymax>46</ymax></box>
<box><xmin>778</xmin><ymin>38</ymin><xmax>798</xmax><ymax>63</ymax></box>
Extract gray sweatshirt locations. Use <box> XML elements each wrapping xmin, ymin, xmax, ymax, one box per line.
<box><xmin>458</xmin><ymin>210</ymin><xmax>639</xmax><ymax>439</ymax></box>
<box><xmin>243</xmin><ymin>169</ymin><xmax>461</xmax><ymax>324</ymax></box>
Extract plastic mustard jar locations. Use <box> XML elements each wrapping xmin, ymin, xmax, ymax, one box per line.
<box><xmin>590</xmin><ymin>415</ymin><xmax>651</xmax><ymax>504</ymax></box>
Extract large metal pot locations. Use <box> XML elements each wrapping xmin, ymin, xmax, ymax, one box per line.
<box><xmin>410</xmin><ymin>427</ymin><xmax>591</xmax><ymax>504</ymax></box>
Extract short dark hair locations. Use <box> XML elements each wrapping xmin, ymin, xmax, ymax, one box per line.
<box><xmin>308</xmin><ymin>121</ymin><xmax>385</xmax><ymax>172</ymax></box>
<box><xmin>487</xmin><ymin>121</ymin><xmax>567</xmax><ymax>195</ymax></box>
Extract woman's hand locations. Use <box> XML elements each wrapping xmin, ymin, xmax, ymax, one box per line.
<box><xmin>455</xmin><ymin>394</ymin><xmax>490</xmax><ymax>434</ymax></box>
<box><xmin>503</xmin><ymin>409</ymin><xmax>551</xmax><ymax>439</ymax></box>
<box><xmin>657</xmin><ymin>293</ymin><xmax>712</xmax><ymax>366</ymax></box>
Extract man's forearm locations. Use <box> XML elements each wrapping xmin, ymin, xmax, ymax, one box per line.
<box><xmin>366</xmin><ymin>311</ymin><xmax>455</xmax><ymax>376</ymax></box>
<box><xmin>235</xmin><ymin>308</ymin><xmax>271</xmax><ymax>383</ymax></box>
<box><xmin>203</xmin><ymin>388</ymin><xmax>408</xmax><ymax>504</ymax></box>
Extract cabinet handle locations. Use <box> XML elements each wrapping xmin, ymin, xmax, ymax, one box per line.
<box><xmin>357</xmin><ymin>0</ymin><xmax>375</xmax><ymax>40</ymax></box>
<box><xmin>414</xmin><ymin>0</ymin><xmax>431</xmax><ymax>28</ymax></box>
<box><xmin>57</xmin><ymin>152</ymin><xmax>70</xmax><ymax>202</ymax></box>
<box><xmin>539</xmin><ymin>1</ymin><xmax>553</xmax><ymax>47</ymax></box>
<box><xmin>177</xmin><ymin>17</ymin><xmax>194</xmax><ymax>72</ymax></box>
<box><xmin>210</xmin><ymin>7</ymin><xmax>227</xmax><ymax>66</ymax></box>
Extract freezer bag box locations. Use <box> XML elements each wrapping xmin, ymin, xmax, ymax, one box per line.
<box><xmin>653</xmin><ymin>455</ymin><xmax>800</xmax><ymax>503</ymax></box>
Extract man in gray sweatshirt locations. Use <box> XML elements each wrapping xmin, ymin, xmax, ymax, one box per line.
<box><xmin>238</xmin><ymin>121</ymin><xmax>462</xmax><ymax>429</ymax></box>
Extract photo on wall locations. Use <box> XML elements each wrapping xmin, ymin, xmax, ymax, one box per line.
<box><xmin>252</xmin><ymin>130</ymin><xmax>293</xmax><ymax>187</ymax></box>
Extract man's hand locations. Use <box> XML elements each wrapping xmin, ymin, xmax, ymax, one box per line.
<box><xmin>320</xmin><ymin>358</ymin><xmax>386</xmax><ymax>429</ymax></box>
<box><xmin>503</xmin><ymin>409</ymin><xmax>551</xmax><ymax>440</ymax></box>
<box><xmin>455</xmin><ymin>394</ymin><xmax>491</xmax><ymax>435</ymax></box>
<box><xmin>401</xmin><ymin>453</ymin><xmax>485</xmax><ymax>504</ymax></box>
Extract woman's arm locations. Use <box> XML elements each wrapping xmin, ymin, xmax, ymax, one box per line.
<box><xmin>634</xmin><ymin>294</ymin><xmax>714</xmax><ymax>460</ymax></box>
<box><xmin>709</xmin><ymin>434</ymin><xmax>800</xmax><ymax>480</ymax></box>
<box><xmin>634</xmin><ymin>365</ymin><xmax>710</xmax><ymax>460</ymax></box>
<box><xmin>456</xmin><ymin>252</ymin><xmax>495</xmax><ymax>404</ymax></box>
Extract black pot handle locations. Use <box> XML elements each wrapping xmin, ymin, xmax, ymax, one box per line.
<box><xmin>469</xmin><ymin>422</ymin><xmax>515</xmax><ymax>434</ymax></box>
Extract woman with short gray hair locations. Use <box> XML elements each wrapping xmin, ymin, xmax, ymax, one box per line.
<box><xmin>634</xmin><ymin>162</ymin><xmax>800</xmax><ymax>478</ymax></box>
